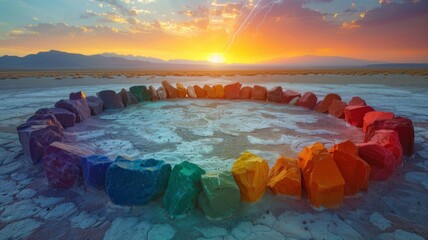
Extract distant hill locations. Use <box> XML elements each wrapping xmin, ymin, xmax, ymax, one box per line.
<box><xmin>265</xmin><ymin>55</ymin><xmax>385</xmax><ymax>67</ymax></box>
<box><xmin>363</xmin><ymin>63</ymin><xmax>428</xmax><ymax>69</ymax></box>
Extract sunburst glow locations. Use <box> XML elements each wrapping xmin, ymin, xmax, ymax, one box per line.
<box><xmin>208</xmin><ymin>53</ymin><xmax>226</xmax><ymax>64</ymax></box>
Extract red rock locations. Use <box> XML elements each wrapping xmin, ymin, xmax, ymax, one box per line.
<box><xmin>329</xmin><ymin>141</ymin><xmax>370</xmax><ymax>195</ymax></box>
<box><xmin>251</xmin><ymin>85</ymin><xmax>267</xmax><ymax>101</ymax></box>
<box><xmin>365</xmin><ymin>116</ymin><xmax>414</xmax><ymax>156</ymax></box>
<box><xmin>315</xmin><ymin>93</ymin><xmax>341</xmax><ymax>113</ymax></box>
<box><xmin>240</xmin><ymin>86</ymin><xmax>252</xmax><ymax>99</ymax></box>
<box><xmin>204</xmin><ymin>85</ymin><xmax>217</xmax><ymax>98</ymax></box>
<box><xmin>149</xmin><ymin>86</ymin><xmax>159</xmax><ymax>101</ymax></box>
<box><xmin>289</xmin><ymin>97</ymin><xmax>300</xmax><ymax>105</ymax></box>
<box><xmin>367</xmin><ymin>130</ymin><xmax>403</xmax><ymax>167</ymax></box>
<box><xmin>194</xmin><ymin>85</ymin><xmax>207</xmax><ymax>98</ymax></box>
<box><xmin>349</xmin><ymin>96</ymin><xmax>367</xmax><ymax>106</ymax></box>
<box><xmin>162</xmin><ymin>80</ymin><xmax>178</xmax><ymax>98</ymax></box>
<box><xmin>281</xmin><ymin>90</ymin><xmax>301</xmax><ymax>104</ymax></box>
<box><xmin>267</xmin><ymin>86</ymin><xmax>283</xmax><ymax>103</ymax></box>
<box><xmin>156</xmin><ymin>86</ymin><xmax>167</xmax><ymax>100</ymax></box>
<box><xmin>224</xmin><ymin>82</ymin><xmax>242</xmax><ymax>99</ymax></box>
<box><xmin>328</xmin><ymin>99</ymin><xmax>347</xmax><ymax>119</ymax></box>
<box><xmin>362</xmin><ymin>111</ymin><xmax>394</xmax><ymax>132</ymax></box>
<box><xmin>344</xmin><ymin>105</ymin><xmax>375</xmax><ymax>127</ymax></box>
<box><xmin>357</xmin><ymin>143</ymin><xmax>396</xmax><ymax>181</ymax></box>
<box><xmin>297</xmin><ymin>92</ymin><xmax>318</xmax><ymax>110</ymax></box>
<box><xmin>44</xmin><ymin>142</ymin><xmax>93</xmax><ymax>188</ymax></box>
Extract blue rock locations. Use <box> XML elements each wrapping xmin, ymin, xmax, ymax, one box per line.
<box><xmin>81</xmin><ymin>155</ymin><xmax>113</xmax><ymax>189</ymax></box>
<box><xmin>105</xmin><ymin>157</ymin><xmax>171</xmax><ymax>205</ymax></box>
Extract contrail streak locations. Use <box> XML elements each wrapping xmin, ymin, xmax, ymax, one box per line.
<box><xmin>253</xmin><ymin>0</ymin><xmax>279</xmax><ymax>40</ymax></box>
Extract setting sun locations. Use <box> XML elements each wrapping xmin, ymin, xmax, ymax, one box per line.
<box><xmin>208</xmin><ymin>53</ymin><xmax>226</xmax><ymax>64</ymax></box>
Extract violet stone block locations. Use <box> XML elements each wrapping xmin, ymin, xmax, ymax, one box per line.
<box><xmin>81</xmin><ymin>155</ymin><xmax>113</xmax><ymax>189</ymax></box>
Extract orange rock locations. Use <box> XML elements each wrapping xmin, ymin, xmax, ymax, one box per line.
<box><xmin>315</xmin><ymin>93</ymin><xmax>341</xmax><ymax>113</ymax></box>
<box><xmin>298</xmin><ymin>142</ymin><xmax>345</xmax><ymax>208</ymax></box>
<box><xmin>194</xmin><ymin>85</ymin><xmax>206</xmax><ymax>98</ymax></box>
<box><xmin>267</xmin><ymin>156</ymin><xmax>301</xmax><ymax>198</ymax></box>
<box><xmin>267</xmin><ymin>86</ymin><xmax>283</xmax><ymax>103</ymax></box>
<box><xmin>213</xmin><ymin>84</ymin><xmax>225</xmax><ymax>98</ymax></box>
<box><xmin>329</xmin><ymin>141</ymin><xmax>370</xmax><ymax>196</ymax></box>
<box><xmin>176</xmin><ymin>83</ymin><xmax>187</xmax><ymax>98</ymax></box>
<box><xmin>224</xmin><ymin>82</ymin><xmax>242</xmax><ymax>99</ymax></box>
<box><xmin>368</xmin><ymin>130</ymin><xmax>403</xmax><ymax>167</ymax></box>
<box><xmin>187</xmin><ymin>86</ymin><xmax>197</xmax><ymax>98</ymax></box>
<box><xmin>240</xmin><ymin>86</ymin><xmax>252</xmax><ymax>99</ymax></box>
<box><xmin>297</xmin><ymin>92</ymin><xmax>318</xmax><ymax>110</ymax></box>
<box><xmin>161</xmin><ymin>81</ymin><xmax>178</xmax><ymax>98</ymax></box>
<box><xmin>231</xmin><ymin>151</ymin><xmax>269</xmax><ymax>202</ymax></box>
<box><xmin>251</xmin><ymin>85</ymin><xmax>267</xmax><ymax>101</ymax></box>
<box><xmin>362</xmin><ymin>111</ymin><xmax>394</xmax><ymax>132</ymax></box>
<box><xmin>204</xmin><ymin>85</ymin><xmax>217</xmax><ymax>98</ymax></box>
<box><xmin>344</xmin><ymin>105</ymin><xmax>375</xmax><ymax>127</ymax></box>
<box><xmin>149</xmin><ymin>86</ymin><xmax>159</xmax><ymax>101</ymax></box>
<box><xmin>281</xmin><ymin>90</ymin><xmax>301</xmax><ymax>104</ymax></box>
<box><xmin>349</xmin><ymin>96</ymin><xmax>366</xmax><ymax>106</ymax></box>
<box><xmin>328</xmin><ymin>99</ymin><xmax>347</xmax><ymax>119</ymax></box>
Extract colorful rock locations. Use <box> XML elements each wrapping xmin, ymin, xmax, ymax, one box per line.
<box><xmin>267</xmin><ymin>86</ymin><xmax>283</xmax><ymax>103</ymax></box>
<box><xmin>69</xmin><ymin>91</ymin><xmax>86</xmax><ymax>100</ymax></box>
<box><xmin>106</xmin><ymin>157</ymin><xmax>171</xmax><ymax>205</ymax></box>
<box><xmin>348</xmin><ymin>96</ymin><xmax>367</xmax><ymax>106</ymax></box>
<box><xmin>231</xmin><ymin>151</ymin><xmax>269</xmax><ymax>202</ymax></box>
<box><xmin>96</xmin><ymin>90</ymin><xmax>124</xmax><ymax>109</ymax></box>
<box><xmin>162</xmin><ymin>161</ymin><xmax>206</xmax><ymax>218</ymax></box>
<box><xmin>297</xmin><ymin>92</ymin><xmax>318</xmax><ymax>110</ymax></box>
<box><xmin>194</xmin><ymin>85</ymin><xmax>207</xmax><ymax>98</ymax></box>
<box><xmin>130</xmin><ymin>85</ymin><xmax>151</xmax><ymax>102</ymax></box>
<box><xmin>126</xmin><ymin>91</ymin><xmax>138</xmax><ymax>105</ymax></box>
<box><xmin>298</xmin><ymin>143</ymin><xmax>345</xmax><ymax>208</ymax></box>
<box><xmin>86</xmin><ymin>96</ymin><xmax>104</xmax><ymax>115</ymax></box>
<box><xmin>204</xmin><ymin>84</ymin><xmax>217</xmax><ymax>98</ymax></box>
<box><xmin>157</xmin><ymin>86</ymin><xmax>168</xmax><ymax>100</ymax></box>
<box><xmin>240</xmin><ymin>86</ymin><xmax>252</xmax><ymax>99</ymax></box>
<box><xmin>81</xmin><ymin>155</ymin><xmax>113</xmax><ymax>189</ymax></box>
<box><xmin>362</xmin><ymin>111</ymin><xmax>394</xmax><ymax>132</ymax></box>
<box><xmin>267</xmin><ymin>156</ymin><xmax>301</xmax><ymax>198</ymax></box>
<box><xmin>315</xmin><ymin>93</ymin><xmax>341</xmax><ymax>113</ymax></box>
<box><xmin>365</xmin><ymin>116</ymin><xmax>414</xmax><ymax>156</ymax></box>
<box><xmin>118</xmin><ymin>88</ymin><xmax>130</xmax><ymax>107</ymax></box>
<box><xmin>26</xmin><ymin>113</ymin><xmax>64</xmax><ymax>135</ymax></box>
<box><xmin>357</xmin><ymin>143</ymin><xmax>396</xmax><ymax>181</ymax></box>
<box><xmin>224</xmin><ymin>82</ymin><xmax>242</xmax><ymax>99</ymax></box>
<box><xmin>55</xmin><ymin>99</ymin><xmax>91</xmax><ymax>123</ymax></box>
<box><xmin>36</xmin><ymin>108</ymin><xmax>76</xmax><ymax>128</ymax></box>
<box><xmin>251</xmin><ymin>85</ymin><xmax>267</xmax><ymax>101</ymax></box>
<box><xmin>198</xmin><ymin>171</ymin><xmax>240</xmax><ymax>219</ymax></box>
<box><xmin>187</xmin><ymin>86</ymin><xmax>197</xmax><ymax>98</ymax></box>
<box><xmin>176</xmin><ymin>83</ymin><xmax>187</xmax><ymax>98</ymax></box>
<box><xmin>328</xmin><ymin>99</ymin><xmax>347</xmax><ymax>119</ymax></box>
<box><xmin>149</xmin><ymin>86</ymin><xmax>159</xmax><ymax>101</ymax></box>
<box><xmin>344</xmin><ymin>105</ymin><xmax>375</xmax><ymax>127</ymax></box>
<box><xmin>162</xmin><ymin>81</ymin><xmax>179</xmax><ymax>98</ymax></box>
<box><xmin>329</xmin><ymin>141</ymin><xmax>370</xmax><ymax>196</ymax></box>
<box><xmin>367</xmin><ymin>130</ymin><xmax>403</xmax><ymax>167</ymax></box>
<box><xmin>281</xmin><ymin>90</ymin><xmax>301</xmax><ymax>104</ymax></box>
<box><xmin>43</xmin><ymin>142</ymin><xmax>93</xmax><ymax>188</ymax></box>
<box><xmin>213</xmin><ymin>84</ymin><xmax>225</xmax><ymax>98</ymax></box>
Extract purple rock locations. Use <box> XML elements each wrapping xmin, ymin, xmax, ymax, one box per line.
<box><xmin>81</xmin><ymin>155</ymin><xmax>113</xmax><ymax>189</ymax></box>
<box><xmin>27</xmin><ymin>113</ymin><xmax>64</xmax><ymax>133</ymax></box>
<box><xmin>55</xmin><ymin>99</ymin><xmax>91</xmax><ymax>123</ymax></box>
<box><xmin>96</xmin><ymin>90</ymin><xmax>124</xmax><ymax>109</ymax></box>
<box><xmin>36</xmin><ymin>108</ymin><xmax>76</xmax><ymax>128</ymax></box>
<box><xmin>86</xmin><ymin>96</ymin><xmax>104</xmax><ymax>115</ymax></box>
<box><xmin>127</xmin><ymin>91</ymin><xmax>138</xmax><ymax>105</ymax></box>
<box><xmin>119</xmin><ymin>89</ymin><xmax>129</xmax><ymax>107</ymax></box>
<box><xmin>69</xmin><ymin>91</ymin><xmax>86</xmax><ymax>100</ymax></box>
<box><xmin>43</xmin><ymin>142</ymin><xmax>94</xmax><ymax>188</ymax></box>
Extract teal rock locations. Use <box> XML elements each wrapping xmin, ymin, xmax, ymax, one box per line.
<box><xmin>198</xmin><ymin>171</ymin><xmax>241</xmax><ymax>219</ymax></box>
<box><xmin>162</xmin><ymin>161</ymin><xmax>206</xmax><ymax>218</ymax></box>
<box><xmin>130</xmin><ymin>85</ymin><xmax>151</xmax><ymax>102</ymax></box>
<box><xmin>105</xmin><ymin>157</ymin><xmax>171</xmax><ymax>205</ymax></box>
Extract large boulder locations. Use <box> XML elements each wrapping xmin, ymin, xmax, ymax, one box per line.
<box><xmin>213</xmin><ymin>84</ymin><xmax>225</xmax><ymax>98</ymax></box>
<box><xmin>298</xmin><ymin>142</ymin><xmax>345</xmax><ymax>208</ymax></box>
<box><xmin>55</xmin><ymin>99</ymin><xmax>91</xmax><ymax>123</ymax></box>
<box><xmin>240</xmin><ymin>86</ymin><xmax>252</xmax><ymax>99</ymax></box>
<box><xmin>130</xmin><ymin>85</ymin><xmax>151</xmax><ymax>102</ymax></box>
<box><xmin>162</xmin><ymin>161</ymin><xmax>206</xmax><ymax>218</ymax></box>
<box><xmin>81</xmin><ymin>155</ymin><xmax>113</xmax><ymax>189</ymax></box>
<box><xmin>364</xmin><ymin>116</ymin><xmax>414</xmax><ymax>156</ymax></box>
<box><xmin>328</xmin><ymin>99</ymin><xmax>347</xmax><ymax>119</ymax></box>
<box><xmin>198</xmin><ymin>171</ymin><xmax>240</xmax><ymax>219</ymax></box>
<box><xmin>267</xmin><ymin>156</ymin><xmax>301</xmax><ymax>198</ymax></box>
<box><xmin>106</xmin><ymin>157</ymin><xmax>171</xmax><ymax>205</ymax></box>
<box><xmin>204</xmin><ymin>85</ymin><xmax>217</xmax><ymax>98</ymax></box>
<box><xmin>97</xmin><ymin>90</ymin><xmax>124</xmax><ymax>109</ymax></box>
<box><xmin>36</xmin><ymin>108</ymin><xmax>76</xmax><ymax>128</ymax></box>
<box><xmin>297</xmin><ymin>92</ymin><xmax>318</xmax><ymax>110</ymax></box>
<box><xmin>224</xmin><ymin>82</ymin><xmax>242</xmax><ymax>99</ymax></box>
<box><xmin>149</xmin><ymin>86</ymin><xmax>159</xmax><ymax>101</ymax></box>
<box><xmin>86</xmin><ymin>96</ymin><xmax>104</xmax><ymax>115</ymax></box>
<box><xmin>162</xmin><ymin>81</ymin><xmax>178</xmax><ymax>98</ymax></box>
<box><xmin>349</xmin><ymin>96</ymin><xmax>367</xmax><ymax>106</ymax></box>
<box><xmin>251</xmin><ymin>85</ymin><xmax>267</xmax><ymax>101</ymax></box>
<box><xmin>367</xmin><ymin>130</ymin><xmax>403</xmax><ymax>167</ymax></box>
<box><xmin>43</xmin><ymin>142</ymin><xmax>93</xmax><ymax>188</ymax></box>
<box><xmin>69</xmin><ymin>91</ymin><xmax>86</xmax><ymax>100</ymax></box>
<box><xmin>231</xmin><ymin>151</ymin><xmax>269</xmax><ymax>202</ymax></box>
<box><xmin>362</xmin><ymin>111</ymin><xmax>394</xmax><ymax>132</ymax></box>
<box><xmin>176</xmin><ymin>83</ymin><xmax>187</xmax><ymax>98</ymax></box>
<box><xmin>187</xmin><ymin>86</ymin><xmax>197</xmax><ymax>98</ymax></box>
<box><xmin>281</xmin><ymin>90</ymin><xmax>301</xmax><ymax>104</ymax></box>
<box><xmin>157</xmin><ymin>86</ymin><xmax>168</xmax><ymax>100</ymax></box>
<box><xmin>267</xmin><ymin>86</ymin><xmax>283</xmax><ymax>103</ymax></box>
<box><xmin>26</xmin><ymin>113</ymin><xmax>63</xmax><ymax>135</ymax></box>
<box><xmin>357</xmin><ymin>143</ymin><xmax>396</xmax><ymax>181</ymax></box>
<box><xmin>329</xmin><ymin>141</ymin><xmax>370</xmax><ymax>196</ymax></box>
<box><xmin>194</xmin><ymin>85</ymin><xmax>207</xmax><ymax>98</ymax></box>
<box><xmin>315</xmin><ymin>93</ymin><xmax>341</xmax><ymax>113</ymax></box>
<box><xmin>344</xmin><ymin>105</ymin><xmax>375</xmax><ymax>127</ymax></box>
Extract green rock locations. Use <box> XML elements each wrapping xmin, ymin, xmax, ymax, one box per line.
<box><xmin>130</xmin><ymin>85</ymin><xmax>151</xmax><ymax>102</ymax></box>
<box><xmin>162</xmin><ymin>161</ymin><xmax>206</xmax><ymax>218</ymax></box>
<box><xmin>198</xmin><ymin>171</ymin><xmax>241</xmax><ymax>219</ymax></box>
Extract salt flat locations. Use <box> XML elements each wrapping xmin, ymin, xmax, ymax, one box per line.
<box><xmin>0</xmin><ymin>74</ymin><xmax>427</xmax><ymax>239</ymax></box>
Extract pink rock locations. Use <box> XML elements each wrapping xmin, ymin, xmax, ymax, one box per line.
<box><xmin>349</xmin><ymin>96</ymin><xmax>367</xmax><ymax>106</ymax></box>
<box><xmin>362</xmin><ymin>111</ymin><xmax>394</xmax><ymax>132</ymax></box>
<box><xmin>297</xmin><ymin>92</ymin><xmax>318</xmax><ymax>109</ymax></box>
<box><xmin>281</xmin><ymin>90</ymin><xmax>301</xmax><ymax>104</ymax></box>
<box><xmin>224</xmin><ymin>82</ymin><xmax>242</xmax><ymax>99</ymax></box>
<box><xmin>267</xmin><ymin>86</ymin><xmax>283</xmax><ymax>103</ymax></box>
<box><xmin>357</xmin><ymin>143</ymin><xmax>396</xmax><ymax>181</ymax></box>
<box><xmin>157</xmin><ymin>86</ymin><xmax>168</xmax><ymax>100</ymax></box>
<box><xmin>344</xmin><ymin>105</ymin><xmax>375</xmax><ymax>127</ymax></box>
<box><xmin>119</xmin><ymin>88</ymin><xmax>130</xmax><ymax>107</ymax></box>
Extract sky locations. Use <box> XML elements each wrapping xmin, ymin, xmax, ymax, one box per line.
<box><xmin>0</xmin><ymin>0</ymin><xmax>427</xmax><ymax>63</ymax></box>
